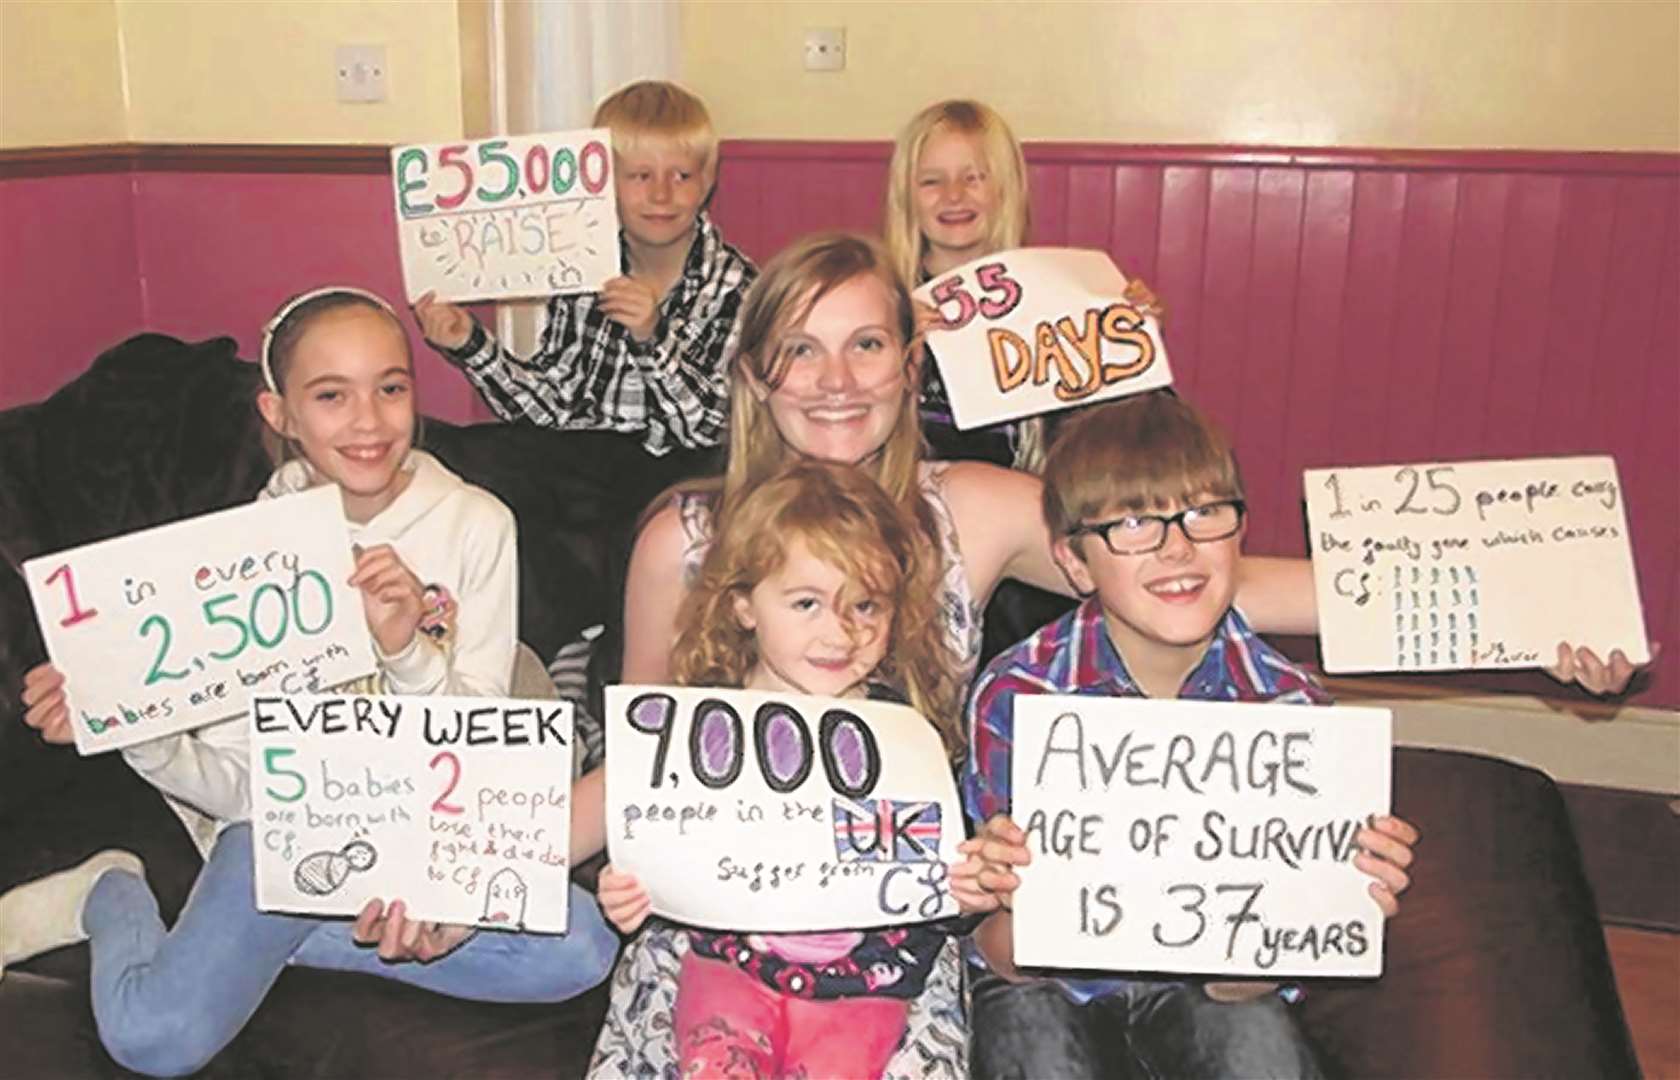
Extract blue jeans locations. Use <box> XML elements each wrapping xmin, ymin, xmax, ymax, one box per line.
<box><xmin>969</xmin><ymin>973</ymin><xmax>1327</xmax><ymax>1080</ymax></box>
<box><xmin>83</xmin><ymin>823</ymin><xmax>617</xmax><ymax>1077</ymax></box>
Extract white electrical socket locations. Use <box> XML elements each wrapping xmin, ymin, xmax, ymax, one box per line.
<box><xmin>335</xmin><ymin>44</ymin><xmax>388</xmax><ymax>104</ymax></box>
<box><xmin>803</xmin><ymin>28</ymin><xmax>845</xmax><ymax>72</ymax></box>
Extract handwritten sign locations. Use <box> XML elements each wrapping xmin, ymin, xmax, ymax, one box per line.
<box><xmin>1011</xmin><ymin>696</ymin><xmax>1391</xmax><ymax>978</ymax></box>
<box><xmin>914</xmin><ymin>248</ymin><xmax>1173</xmax><ymax>430</ymax></box>
<box><xmin>1305</xmin><ymin>456</ymin><xmax>1649</xmax><ymax>673</ymax></box>
<box><xmin>250</xmin><ymin>693</ymin><xmax>574</xmax><ymax>931</ymax></box>
<box><xmin>391</xmin><ymin>129</ymin><xmax>620</xmax><ymax>302</ymax></box>
<box><xmin>24</xmin><ymin>488</ymin><xmax>376</xmax><ymax>755</ymax></box>
<box><xmin>605</xmin><ymin>685</ymin><xmax>963</xmax><ymax>932</ymax></box>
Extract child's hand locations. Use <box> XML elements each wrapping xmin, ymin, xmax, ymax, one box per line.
<box><xmin>912</xmin><ymin>299</ymin><xmax>945</xmax><ymax>336</ymax></box>
<box><xmin>597</xmin><ymin>863</ymin><xmax>653</xmax><ymax>933</ymax></box>
<box><xmin>1123</xmin><ymin>276</ymin><xmax>1164</xmax><ymax>319</ymax></box>
<box><xmin>349</xmin><ymin>544</ymin><xmax>425</xmax><ymax>657</ymax></box>
<box><xmin>1546</xmin><ymin>641</ymin><xmax>1654</xmax><ymax>698</ymax></box>
<box><xmin>950</xmin><ymin>840</ymin><xmax>997</xmax><ymax>915</ymax></box>
<box><xmin>21</xmin><ymin>663</ymin><xmax>73</xmax><ymax>744</ymax></box>
<box><xmin>352</xmin><ymin>898</ymin><xmax>475</xmax><ymax>962</ymax></box>
<box><xmin>598</xmin><ymin>277</ymin><xmax>659</xmax><ymax>343</ymax></box>
<box><xmin>973</xmin><ymin>814</ymin><xmax>1033</xmax><ymax>910</ymax></box>
<box><xmin>1354</xmin><ymin>815</ymin><xmax>1419</xmax><ymax>918</ymax></box>
<box><xmin>413</xmin><ymin>292</ymin><xmax>476</xmax><ymax>351</ymax></box>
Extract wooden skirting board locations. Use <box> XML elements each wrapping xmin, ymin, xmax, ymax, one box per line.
<box><xmin>1327</xmin><ymin>675</ymin><xmax>1680</xmax><ymax>794</ymax></box>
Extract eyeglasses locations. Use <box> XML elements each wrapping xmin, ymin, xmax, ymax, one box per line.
<box><xmin>1069</xmin><ymin>499</ymin><xmax>1246</xmax><ymax>556</ymax></box>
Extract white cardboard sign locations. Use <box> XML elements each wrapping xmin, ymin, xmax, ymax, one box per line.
<box><xmin>391</xmin><ymin>129</ymin><xmax>620</xmax><ymax>302</ymax></box>
<box><xmin>250</xmin><ymin>693</ymin><xmax>574</xmax><ymax>932</ymax></box>
<box><xmin>914</xmin><ymin>248</ymin><xmax>1174</xmax><ymax>430</ymax></box>
<box><xmin>605</xmin><ymin>685</ymin><xmax>964</xmax><ymax>932</ymax></box>
<box><xmin>24</xmin><ymin>488</ymin><xmax>376</xmax><ymax>755</ymax></box>
<box><xmin>1304</xmin><ymin>456</ymin><xmax>1649</xmax><ymax>673</ymax></box>
<box><xmin>1011</xmin><ymin>696</ymin><xmax>1391</xmax><ymax>978</ymax></box>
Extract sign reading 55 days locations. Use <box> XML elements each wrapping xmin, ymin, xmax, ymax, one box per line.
<box><xmin>24</xmin><ymin>487</ymin><xmax>376</xmax><ymax>755</ymax></box>
<box><xmin>914</xmin><ymin>248</ymin><xmax>1174</xmax><ymax>430</ymax></box>
<box><xmin>391</xmin><ymin>128</ymin><xmax>621</xmax><ymax>303</ymax></box>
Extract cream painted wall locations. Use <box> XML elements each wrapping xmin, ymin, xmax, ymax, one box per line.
<box><xmin>115</xmin><ymin>0</ymin><xmax>462</xmax><ymax>144</ymax></box>
<box><xmin>1</xmin><ymin>0</ymin><xmax>129</xmax><ymax>148</ymax></box>
<box><xmin>681</xmin><ymin>0</ymin><xmax>1680</xmax><ymax>151</ymax></box>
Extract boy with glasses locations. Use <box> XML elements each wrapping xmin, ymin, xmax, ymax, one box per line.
<box><xmin>959</xmin><ymin>391</ymin><xmax>1420</xmax><ymax>1079</ymax></box>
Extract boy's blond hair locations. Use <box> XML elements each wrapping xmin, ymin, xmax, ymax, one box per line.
<box><xmin>593</xmin><ymin>80</ymin><xmax>718</xmax><ymax>176</ymax></box>
<box><xmin>672</xmin><ymin>460</ymin><xmax>964</xmax><ymax>757</ymax></box>
<box><xmin>1042</xmin><ymin>392</ymin><xmax>1244</xmax><ymax>540</ymax></box>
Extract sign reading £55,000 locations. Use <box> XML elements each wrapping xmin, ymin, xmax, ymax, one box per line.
<box><xmin>391</xmin><ymin>129</ymin><xmax>621</xmax><ymax>303</ymax></box>
<box><xmin>24</xmin><ymin>487</ymin><xmax>376</xmax><ymax>755</ymax></box>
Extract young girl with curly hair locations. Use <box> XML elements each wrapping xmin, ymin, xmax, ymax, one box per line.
<box><xmin>598</xmin><ymin>459</ymin><xmax>988</xmax><ymax>1080</ymax></box>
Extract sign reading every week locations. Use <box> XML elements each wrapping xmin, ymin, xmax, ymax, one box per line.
<box><xmin>1010</xmin><ymin>696</ymin><xmax>1392</xmax><ymax>978</ymax></box>
<box><xmin>1304</xmin><ymin>456</ymin><xmax>1649</xmax><ymax>673</ymax></box>
<box><xmin>24</xmin><ymin>487</ymin><xmax>376</xmax><ymax>755</ymax></box>
<box><xmin>391</xmin><ymin>128</ymin><xmax>621</xmax><ymax>303</ymax></box>
<box><xmin>605</xmin><ymin>685</ymin><xmax>965</xmax><ymax>933</ymax></box>
<box><xmin>914</xmin><ymin>248</ymin><xmax>1174</xmax><ymax>430</ymax></box>
<box><xmin>250</xmin><ymin>693</ymin><xmax>575</xmax><ymax>933</ymax></box>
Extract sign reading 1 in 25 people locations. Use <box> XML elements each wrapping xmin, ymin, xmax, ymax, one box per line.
<box><xmin>23</xmin><ymin>488</ymin><xmax>376</xmax><ymax>756</ymax></box>
<box><xmin>1304</xmin><ymin>456</ymin><xmax>1649</xmax><ymax>673</ymax></box>
<box><xmin>1010</xmin><ymin>697</ymin><xmax>1392</xmax><ymax>978</ymax></box>
<box><xmin>605</xmin><ymin>685</ymin><xmax>964</xmax><ymax>932</ymax></box>
<box><xmin>250</xmin><ymin>693</ymin><xmax>574</xmax><ymax>932</ymax></box>
<box><xmin>391</xmin><ymin>128</ymin><xmax>621</xmax><ymax>303</ymax></box>
<box><xmin>913</xmin><ymin>248</ymin><xmax>1174</xmax><ymax>430</ymax></box>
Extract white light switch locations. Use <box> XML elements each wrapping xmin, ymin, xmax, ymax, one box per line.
<box><xmin>803</xmin><ymin>28</ymin><xmax>845</xmax><ymax>72</ymax></box>
<box><xmin>335</xmin><ymin>44</ymin><xmax>388</xmax><ymax>103</ymax></box>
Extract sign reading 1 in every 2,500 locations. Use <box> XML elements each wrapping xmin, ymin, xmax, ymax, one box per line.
<box><xmin>391</xmin><ymin>129</ymin><xmax>621</xmax><ymax>303</ymax></box>
<box><xmin>23</xmin><ymin>487</ymin><xmax>377</xmax><ymax>755</ymax></box>
<box><xmin>914</xmin><ymin>248</ymin><xmax>1174</xmax><ymax>430</ymax></box>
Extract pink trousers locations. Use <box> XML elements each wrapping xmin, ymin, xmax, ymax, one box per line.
<box><xmin>673</xmin><ymin>952</ymin><xmax>910</xmax><ymax>1079</ymax></box>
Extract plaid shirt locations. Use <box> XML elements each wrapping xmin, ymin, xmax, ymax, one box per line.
<box><xmin>961</xmin><ymin>597</ymin><xmax>1330</xmax><ymax>1003</ymax></box>
<box><xmin>449</xmin><ymin>212</ymin><xmax>755</xmax><ymax>455</ymax></box>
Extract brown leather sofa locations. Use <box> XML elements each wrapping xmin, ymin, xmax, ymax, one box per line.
<box><xmin>0</xmin><ymin>337</ymin><xmax>1640</xmax><ymax>1078</ymax></box>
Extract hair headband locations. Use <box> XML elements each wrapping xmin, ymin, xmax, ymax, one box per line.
<box><xmin>259</xmin><ymin>286</ymin><xmax>399</xmax><ymax>393</ymax></box>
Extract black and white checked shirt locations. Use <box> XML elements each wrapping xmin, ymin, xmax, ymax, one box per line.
<box><xmin>449</xmin><ymin>213</ymin><xmax>756</xmax><ymax>455</ymax></box>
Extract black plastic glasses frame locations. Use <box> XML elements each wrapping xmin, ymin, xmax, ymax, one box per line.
<box><xmin>1068</xmin><ymin>499</ymin><xmax>1247</xmax><ymax>556</ymax></box>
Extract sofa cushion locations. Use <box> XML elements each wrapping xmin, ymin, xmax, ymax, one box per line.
<box><xmin>1296</xmin><ymin>748</ymin><xmax>1639</xmax><ymax>1078</ymax></box>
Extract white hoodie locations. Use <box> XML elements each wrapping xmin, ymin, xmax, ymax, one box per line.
<box><xmin>120</xmin><ymin>451</ymin><xmax>518</xmax><ymax>827</ymax></box>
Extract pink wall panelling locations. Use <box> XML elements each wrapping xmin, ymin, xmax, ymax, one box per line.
<box><xmin>129</xmin><ymin>169</ymin><xmax>497</xmax><ymax>425</ymax></box>
<box><xmin>0</xmin><ymin>171</ymin><xmax>144</xmax><ymax>409</ymax></box>
<box><xmin>0</xmin><ymin>162</ymin><xmax>497</xmax><ymax>423</ymax></box>
<box><xmin>712</xmin><ymin>142</ymin><xmax>1679</xmax><ymax>709</ymax></box>
<box><xmin>1</xmin><ymin>142</ymin><xmax>1674</xmax><ymax>705</ymax></box>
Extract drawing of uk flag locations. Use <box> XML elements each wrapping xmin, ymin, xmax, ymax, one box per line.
<box><xmin>832</xmin><ymin>797</ymin><xmax>943</xmax><ymax>863</ymax></box>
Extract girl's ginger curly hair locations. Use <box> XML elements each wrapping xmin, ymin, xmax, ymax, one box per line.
<box><xmin>671</xmin><ymin>460</ymin><xmax>965</xmax><ymax>759</ymax></box>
